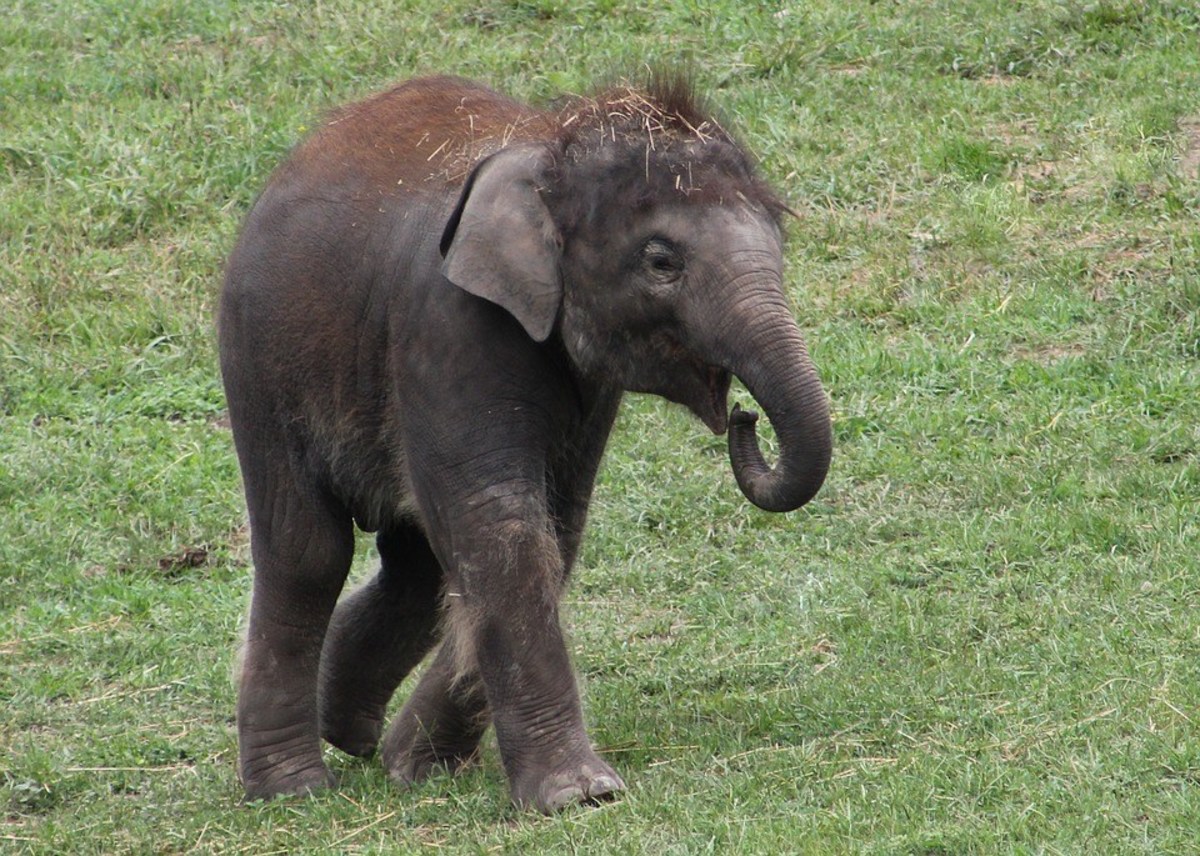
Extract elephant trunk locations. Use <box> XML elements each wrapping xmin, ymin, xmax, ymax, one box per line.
<box><xmin>718</xmin><ymin>299</ymin><xmax>832</xmax><ymax>513</ymax></box>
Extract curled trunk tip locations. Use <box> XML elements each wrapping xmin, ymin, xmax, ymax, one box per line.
<box><xmin>728</xmin><ymin>398</ymin><xmax>830</xmax><ymax>513</ymax></box>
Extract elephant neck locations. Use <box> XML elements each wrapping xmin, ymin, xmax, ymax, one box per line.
<box><xmin>546</xmin><ymin>332</ymin><xmax>623</xmax><ymax>424</ymax></box>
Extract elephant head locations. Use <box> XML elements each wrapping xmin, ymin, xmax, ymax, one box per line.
<box><xmin>441</xmin><ymin>82</ymin><xmax>832</xmax><ymax>512</ymax></box>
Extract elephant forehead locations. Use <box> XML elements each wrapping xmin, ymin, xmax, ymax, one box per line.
<box><xmin>642</xmin><ymin>202</ymin><xmax>783</xmax><ymax>253</ymax></box>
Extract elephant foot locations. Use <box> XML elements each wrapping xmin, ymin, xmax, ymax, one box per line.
<box><xmin>380</xmin><ymin>710</ymin><xmax>486</xmax><ymax>785</ymax></box>
<box><xmin>319</xmin><ymin>715</ymin><xmax>379</xmax><ymax>753</ymax></box>
<box><xmin>511</xmin><ymin>752</ymin><xmax>625</xmax><ymax>814</ymax></box>
<box><xmin>241</xmin><ymin>754</ymin><xmax>336</xmax><ymax>802</ymax></box>
<box><xmin>321</xmin><ymin>710</ymin><xmax>383</xmax><ymax>758</ymax></box>
<box><xmin>239</xmin><ymin>700</ymin><xmax>339</xmax><ymax>801</ymax></box>
<box><xmin>318</xmin><ymin>652</ymin><xmax>388</xmax><ymax>758</ymax></box>
<box><xmin>379</xmin><ymin>645</ymin><xmax>491</xmax><ymax>785</ymax></box>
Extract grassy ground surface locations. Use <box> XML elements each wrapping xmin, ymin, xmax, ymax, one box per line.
<box><xmin>3</xmin><ymin>1</ymin><xmax>1199</xmax><ymax>852</ymax></box>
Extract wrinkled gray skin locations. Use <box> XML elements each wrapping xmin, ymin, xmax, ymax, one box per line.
<box><xmin>219</xmin><ymin>75</ymin><xmax>832</xmax><ymax>813</ymax></box>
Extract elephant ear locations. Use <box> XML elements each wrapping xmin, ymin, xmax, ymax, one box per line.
<box><xmin>440</xmin><ymin>144</ymin><xmax>562</xmax><ymax>342</ymax></box>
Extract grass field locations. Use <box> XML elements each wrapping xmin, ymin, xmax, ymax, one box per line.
<box><xmin>3</xmin><ymin>1</ymin><xmax>1200</xmax><ymax>852</ymax></box>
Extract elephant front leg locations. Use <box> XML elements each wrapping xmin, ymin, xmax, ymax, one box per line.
<box><xmin>452</xmin><ymin>519</ymin><xmax>624</xmax><ymax>812</ymax></box>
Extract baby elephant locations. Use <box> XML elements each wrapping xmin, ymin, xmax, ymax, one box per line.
<box><xmin>219</xmin><ymin>73</ymin><xmax>832</xmax><ymax>812</ymax></box>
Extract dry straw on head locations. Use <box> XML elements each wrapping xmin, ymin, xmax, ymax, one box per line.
<box><xmin>557</xmin><ymin>78</ymin><xmax>733</xmax><ymax>158</ymax></box>
<box><xmin>561</xmin><ymin>86</ymin><xmax>725</xmax><ymax>149</ymax></box>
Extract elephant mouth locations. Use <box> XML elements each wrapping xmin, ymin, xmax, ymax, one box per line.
<box><xmin>637</xmin><ymin>332</ymin><xmax>731</xmax><ymax>434</ymax></box>
<box><xmin>696</xmin><ymin>364</ymin><xmax>731</xmax><ymax>435</ymax></box>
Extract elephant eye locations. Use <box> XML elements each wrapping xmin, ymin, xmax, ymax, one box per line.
<box><xmin>641</xmin><ymin>239</ymin><xmax>683</xmax><ymax>282</ymax></box>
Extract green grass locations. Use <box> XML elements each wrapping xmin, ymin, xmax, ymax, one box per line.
<box><xmin>3</xmin><ymin>0</ymin><xmax>1200</xmax><ymax>852</ymax></box>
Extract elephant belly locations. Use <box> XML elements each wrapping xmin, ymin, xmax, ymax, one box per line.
<box><xmin>319</xmin><ymin>422</ymin><xmax>419</xmax><ymax>533</ymax></box>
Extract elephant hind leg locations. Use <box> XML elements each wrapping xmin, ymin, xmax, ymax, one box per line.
<box><xmin>318</xmin><ymin>524</ymin><xmax>443</xmax><ymax>757</ymax></box>
<box><xmin>238</xmin><ymin>483</ymin><xmax>355</xmax><ymax>800</ymax></box>
<box><xmin>380</xmin><ymin>640</ymin><xmax>491</xmax><ymax>785</ymax></box>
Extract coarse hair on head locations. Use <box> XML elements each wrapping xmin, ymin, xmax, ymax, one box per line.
<box><xmin>549</xmin><ymin>68</ymin><xmax>793</xmax><ymax>227</ymax></box>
